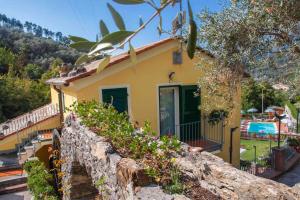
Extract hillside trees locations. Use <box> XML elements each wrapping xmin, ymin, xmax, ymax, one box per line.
<box><xmin>0</xmin><ymin>17</ymin><xmax>80</xmax><ymax>122</ymax></box>
<box><xmin>0</xmin><ymin>13</ymin><xmax>69</xmax><ymax>45</ymax></box>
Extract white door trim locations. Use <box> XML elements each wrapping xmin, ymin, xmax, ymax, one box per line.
<box><xmin>157</xmin><ymin>85</ymin><xmax>180</xmax><ymax>137</ymax></box>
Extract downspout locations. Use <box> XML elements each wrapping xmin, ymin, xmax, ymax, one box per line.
<box><xmin>229</xmin><ymin>126</ymin><xmax>239</xmax><ymax>164</ymax></box>
<box><xmin>53</xmin><ymin>85</ymin><xmax>64</xmax><ymax>126</ymax></box>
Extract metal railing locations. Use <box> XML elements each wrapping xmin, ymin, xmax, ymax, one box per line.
<box><xmin>175</xmin><ymin>116</ymin><xmax>224</xmax><ymax>151</ymax></box>
<box><xmin>0</xmin><ymin>104</ymin><xmax>59</xmax><ymax>137</ymax></box>
<box><xmin>17</xmin><ymin>129</ymin><xmax>54</xmax><ymax>154</ymax></box>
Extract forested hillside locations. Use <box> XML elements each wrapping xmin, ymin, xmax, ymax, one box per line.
<box><xmin>0</xmin><ymin>13</ymin><xmax>80</xmax><ymax>123</ymax></box>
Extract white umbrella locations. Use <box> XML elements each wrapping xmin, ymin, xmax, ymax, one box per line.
<box><xmin>247</xmin><ymin>108</ymin><xmax>258</xmax><ymax>113</ymax></box>
<box><xmin>265</xmin><ymin>108</ymin><xmax>275</xmax><ymax>113</ymax></box>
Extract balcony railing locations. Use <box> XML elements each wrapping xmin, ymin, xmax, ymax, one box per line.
<box><xmin>175</xmin><ymin>117</ymin><xmax>224</xmax><ymax>152</ymax></box>
<box><xmin>0</xmin><ymin>104</ymin><xmax>59</xmax><ymax>137</ymax></box>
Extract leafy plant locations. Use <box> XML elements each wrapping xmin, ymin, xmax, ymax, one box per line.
<box><xmin>163</xmin><ymin>166</ymin><xmax>184</xmax><ymax>194</ymax></box>
<box><xmin>24</xmin><ymin>160</ymin><xmax>58</xmax><ymax>200</ymax></box>
<box><xmin>207</xmin><ymin>109</ymin><xmax>228</xmax><ymax>125</ymax></box>
<box><xmin>71</xmin><ymin>101</ymin><xmax>183</xmax><ymax>194</ymax></box>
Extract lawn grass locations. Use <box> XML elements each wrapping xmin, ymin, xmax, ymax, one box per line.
<box><xmin>240</xmin><ymin>139</ymin><xmax>280</xmax><ymax>161</ymax></box>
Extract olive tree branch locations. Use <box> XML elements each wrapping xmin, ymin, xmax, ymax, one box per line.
<box><xmin>111</xmin><ymin>0</ymin><xmax>174</xmax><ymax>53</ymax></box>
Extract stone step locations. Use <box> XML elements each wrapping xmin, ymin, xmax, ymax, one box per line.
<box><xmin>0</xmin><ymin>176</ymin><xmax>27</xmax><ymax>189</ymax></box>
<box><xmin>0</xmin><ymin>183</ymin><xmax>27</xmax><ymax>195</ymax></box>
<box><xmin>0</xmin><ymin>164</ymin><xmax>21</xmax><ymax>172</ymax></box>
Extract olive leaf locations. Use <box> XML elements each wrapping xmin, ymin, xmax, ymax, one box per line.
<box><xmin>112</xmin><ymin>0</ymin><xmax>145</xmax><ymax>4</ymax></box>
<box><xmin>186</xmin><ymin>0</ymin><xmax>197</xmax><ymax>59</ymax></box>
<box><xmin>107</xmin><ymin>3</ymin><xmax>126</xmax><ymax>30</ymax></box>
<box><xmin>88</xmin><ymin>43</ymin><xmax>114</xmax><ymax>56</ymax></box>
<box><xmin>99</xmin><ymin>31</ymin><xmax>134</xmax><ymax>45</ymax></box>
<box><xmin>99</xmin><ymin>20</ymin><xmax>110</xmax><ymax>37</ymax></box>
<box><xmin>129</xmin><ymin>43</ymin><xmax>137</xmax><ymax>64</ymax></box>
<box><xmin>75</xmin><ymin>54</ymin><xmax>90</xmax><ymax>66</ymax></box>
<box><xmin>69</xmin><ymin>36</ymin><xmax>89</xmax><ymax>42</ymax></box>
<box><xmin>97</xmin><ymin>56</ymin><xmax>111</xmax><ymax>73</ymax></box>
<box><xmin>69</xmin><ymin>41</ymin><xmax>97</xmax><ymax>52</ymax></box>
<box><xmin>187</xmin><ymin>19</ymin><xmax>197</xmax><ymax>59</ymax></box>
<box><xmin>187</xmin><ymin>0</ymin><xmax>193</xmax><ymax>20</ymax></box>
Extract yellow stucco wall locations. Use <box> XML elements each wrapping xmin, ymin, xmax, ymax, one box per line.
<box><xmin>0</xmin><ymin>115</ymin><xmax>60</xmax><ymax>152</ymax></box>
<box><xmin>58</xmin><ymin>41</ymin><xmax>241</xmax><ymax>167</ymax></box>
<box><xmin>50</xmin><ymin>85</ymin><xmax>77</xmax><ymax>117</ymax></box>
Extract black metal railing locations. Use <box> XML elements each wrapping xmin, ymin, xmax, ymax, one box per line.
<box><xmin>175</xmin><ymin>117</ymin><xmax>224</xmax><ymax>152</ymax></box>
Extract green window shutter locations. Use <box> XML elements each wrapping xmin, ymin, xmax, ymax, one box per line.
<box><xmin>102</xmin><ymin>88</ymin><xmax>128</xmax><ymax>113</ymax></box>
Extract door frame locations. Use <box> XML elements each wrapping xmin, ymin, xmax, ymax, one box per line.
<box><xmin>99</xmin><ymin>84</ymin><xmax>132</xmax><ymax>120</ymax></box>
<box><xmin>157</xmin><ymin>84</ymin><xmax>181</xmax><ymax>137</ymax></box>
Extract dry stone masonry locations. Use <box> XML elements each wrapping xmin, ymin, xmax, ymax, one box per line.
<box><xmin>61</xmin><ymin>117</ymin><xmax>300</xmax><ymax>200</ymax></box>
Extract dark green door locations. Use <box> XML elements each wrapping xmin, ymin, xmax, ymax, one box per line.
<box><xmin>102</xmin><ymin>88</ymin><xmax>128</xmax><ymax>113</ymax></box>
<box><xmin>179</xmin><ymin>85</ymin><xmax>201</xmax><ymax>142</ymax></box>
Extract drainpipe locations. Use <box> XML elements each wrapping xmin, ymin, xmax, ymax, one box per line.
<box><xmin>53</xmin><ymin>86</ymin><xmax>64</xmax><ymax>126</ymax></box>
<box><xmin>229</xmin><ymin>126</ymin><xmax>239</xmax><ymax>164</ymax></box>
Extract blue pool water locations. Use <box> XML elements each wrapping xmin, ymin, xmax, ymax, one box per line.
<box><xmin>248</xmin><ymin>122</ymin><xmax>277</xmax><ymax>135</ymax></box>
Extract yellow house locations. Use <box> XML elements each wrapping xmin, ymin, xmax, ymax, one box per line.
<box><xmin>47</xmin><ymin>38</ymin><xmax>241</xmax><ymax>167</ymax></box>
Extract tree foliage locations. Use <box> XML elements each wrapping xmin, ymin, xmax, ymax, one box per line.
<box><xmin>0</xmin><ymin>17</ymin><xmax>79</xmax><ymax>122</ymax></box>
<box><xmin>198</xmin><ymin>0</ymin><xmax>300</xmax><ymax>86</ymax></box>
<box><xmin>0</xmin><ymin>13</ymin><xmax>70</xmax><ymax>45</ymax></box>
<box><xmin>241</xmin><ymin>79</ymin><xmax>287</xmax><ymax>112</ymax></box>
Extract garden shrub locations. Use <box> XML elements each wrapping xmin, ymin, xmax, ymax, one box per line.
<box><xmin>71</xmin><ymin>101</ymin><xmax>183</xmax><ymax>194</ymax></box>
<box><xmin>24</xmin><ymin>159</ymin><xmax>58</xmax><ymax>200</ymax></box>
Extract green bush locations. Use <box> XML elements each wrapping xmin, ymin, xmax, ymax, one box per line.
<box><xmin>24</xmin><ymin>160</ymin><xmax>58</xmax><ymax>200</ymax></box>
<box><xmin>286</xmin><ymin>101</ymin><xmax>297</xmax><ymax>119</ymax></box>
<box><xmin>72</xmin><ymin>101</ymin><xmax>182</xmax><ymax>193</ymax></box>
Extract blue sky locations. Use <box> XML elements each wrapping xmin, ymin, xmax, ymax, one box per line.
<box><xmin>0</xmin><ymin>0</ymin><xmax>226</xmax><ymax>47</ymax></box>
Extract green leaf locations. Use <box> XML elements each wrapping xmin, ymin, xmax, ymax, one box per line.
<box><xmin>69</xmin><ymin>35</ymin><xmax>89</xmax><ymax>42</ymax></box>
<box><xmin>99</xmin><ymin>20</ymin><xmax>110</xmax><ymax>37</ymax></box>
<box><xmin>107</xmin><ymin>3</ymin><xmax>126</xmax><ymax>30</ymax></box>
<box><xmin>69</xmin><ymin>41</ymin><xmax>97</xmax><ymax>52</ymax></box>
<box><xmin>99</xmin><ymin>31</ymin><xmax>134</xmax><ymax>45</ymax></box>
<box><xmin>187</xmin><ymin>0</ymin><xmax>193</xmax><ymax>21</ymax></box>
<box><xmin>161</xmin><ymin>0</ymin><xmax>168</xmax><ymax>5</ymax></box>
<box><xmin>75</xmin><ymin>54</ymin><xmax>90</xmax><ymax>65</ymax></box>
<box><xmin>187</xmin><ymin>19</ymin><xmax>197</xmax><ymax>59</ymax></box>
<box><xmin>88</xmin><ymin>43</ymin><xmax>114</xmax><ymax>56</ymax></box>
<box><xmin>112</xmin><ymin>0</ymin><xmax>145</xmax><ymax>4</ymax></box>
<box><xmin>97</xmin><ymin>56</ymin><xmax>111</xmax><ymax>73</ymax></box>
<box><xmin>129</xmin><ymin>43</ymin><xmax>137</xmax><ymax>64</ymax></box>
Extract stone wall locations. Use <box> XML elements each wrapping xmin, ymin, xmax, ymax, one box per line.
<box><xmin>61</xmin><ymin>118</ymin><xmax>300</xmax><ymax>200</ymax></box>
<box><xmin>61</xmin><ymin>119</ymin><xmax>187</xmax><ymax>200</ymax></box>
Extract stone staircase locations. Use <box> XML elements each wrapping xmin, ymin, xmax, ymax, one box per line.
<box><xmin>0</xmin><ymin>104</ymin><xmax>59</xmax><ymax>137</ymax></box>
<box><xmin>18</xmin><ymin>130</ymin><xmax>53</xmax><ymax>165</ymax></box>
<box><xmin>0</xmin><ymin>176</ymin><xmax>27</xmax><ymax>195</ymax></box>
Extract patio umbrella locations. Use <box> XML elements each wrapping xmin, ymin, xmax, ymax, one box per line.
<box><xmin>265</xmin><ymin>108</ymin><xmax>275</xmax><ymax>113</ymax></box>
<box><xmin>247</xmin><ymin>108</ymin><xmax>258</xmax><ymax>113</ymax></box>
<box><xmin>240</xmin><ymin>110</ymin><xmax>246</xmax><ymax>115</ymax></box>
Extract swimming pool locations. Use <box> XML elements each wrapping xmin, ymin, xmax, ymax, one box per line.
<box><xmin>247</xmin><ymin>122</ymin><xmax>277</xmax><ymax>135</ymax></box>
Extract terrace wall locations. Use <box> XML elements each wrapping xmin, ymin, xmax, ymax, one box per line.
<box><xmin>61</xmin><ymin>117</ymin><xmax>300</xmax><ymax>200</ymax></box>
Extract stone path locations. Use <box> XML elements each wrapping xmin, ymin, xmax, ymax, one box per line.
<box><xmin>277</xmin><ymin>161</ymin><xmax>300</xmax><ymax>187</ymax></box>
<box><xmin>0</xmin><ymin>190</ymin><xmax>32</xmax><ymax>200</ymax></box>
